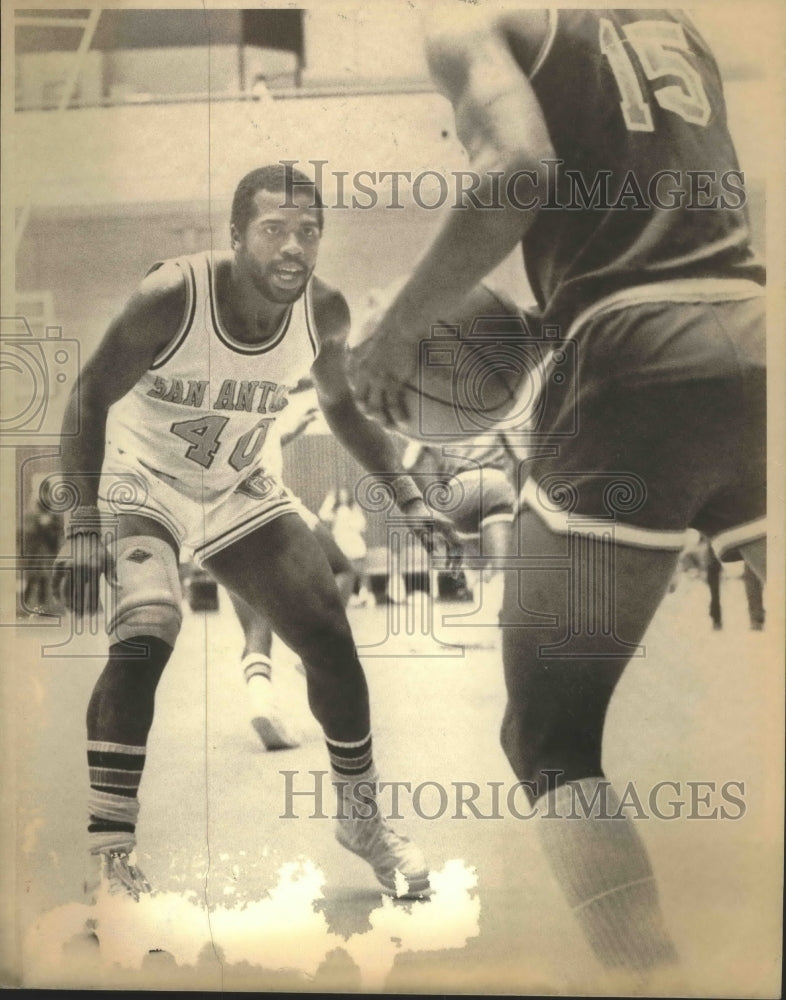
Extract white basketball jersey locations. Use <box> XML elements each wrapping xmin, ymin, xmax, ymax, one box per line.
<box><xmin>106</xmin><ymin>251</ymin><xmax>320</xmax><ymax>502</ymax></box>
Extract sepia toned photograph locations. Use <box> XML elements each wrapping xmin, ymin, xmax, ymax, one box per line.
<box><xmin>1</xmin><ymin>2</ymin><xmax>783</xmax><ymax>994</ymax></box>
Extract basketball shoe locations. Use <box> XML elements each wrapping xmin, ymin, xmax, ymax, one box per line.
<box><xmin>247</xmin><ymin>674</ymin><xmax>301</xmax><ymax>750</ymax></box>
<box><xmin>84</xmin><ymin>848</ymin><xmax>152</xmax><ymax>904</ymax></box>
<box><xmin>333</xmin><ymin>770</ymin><xmax>431</xmax><ymax>899</ymax></box>
<box><xmin>77</xmin><ymin>849</ymin><xmax>175</xmax><ymax>960</ymax></box>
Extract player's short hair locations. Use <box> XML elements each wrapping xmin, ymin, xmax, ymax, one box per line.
<box><xmin>231</xmin><ymin>163</ymin><xmax>324</xmax><ymax>236</ymax></box>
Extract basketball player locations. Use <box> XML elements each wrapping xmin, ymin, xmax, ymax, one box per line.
<box><xmin>349</xmin><ymin>10</ymin><xmax>766</xmax><ymax>977</ymax></box>
<box><xmin>52</xmin><ymin>164</ymin><xmax>439</xmax><ymax>909</ymax></box>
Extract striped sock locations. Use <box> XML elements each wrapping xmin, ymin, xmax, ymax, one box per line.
<box><xmin>242</xmin><ymin>653</ymin><xmax>272</xmax><ymax>683</ymax></box>
<box><xmin>327</xmin><ymin>734</ymin><xmax>376</xmax><ymax>822</ymax></box>
<box><xmin>537</xmin><ymin>778</ymin><xmax>678</xmax><ymax>972</ymax></box>
<box><xmin>326</xmin><ymin>733</ymin><xmax>374</xmax><ymax>779</ymax></box>
<box><xmin>87</xmin><ymin>740</ymin><xmax>145</xmax><ymax>853</ymax></box>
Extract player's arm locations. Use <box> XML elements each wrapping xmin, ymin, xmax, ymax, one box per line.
<box><xmin>310</xmin><ymin>281</ymin><xmax>457</xmax><ymax>549</ymax></box>
<box><xmin>400</xmin><ymin>440</ymin><xmax>444</xmax><ymax>495</ymax></box>
<box><xmin>311</xmin><ymin>281</ymin><xmax>424</xmax><ymax>502</ymax></box>
<box><xmin>54</xmin><ymin>264</ymin><xmax>187</xmax><ymax>614</ymax></box>
<box><xmin>60</xmin><ymin>263</ymin><xmax>187</xmax><ymax>506</ymax></box>
<box><xmin>348</xmin><ymin>13</ymin><xmax>554</xmax><ymax>425</ymax></box>
<box><xmin>392</xmin><ymin>13</ymin><xmax>554</xmax><ymax>328</ymax></box>
<box><xmin>347</xmin><ymin>13</ymin><xmax>554</xmax><ymax>421</ymax></box>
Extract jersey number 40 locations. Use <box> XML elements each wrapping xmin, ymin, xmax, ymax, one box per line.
<box><xmin>170</xmin><ymin>414</ymin><xmax>273</xmax><ymax>471</ymax></box>
<box><xmin>599</xmin><ymin>18</ymin><xmax>712</xmax><ymax>133</ymax></box>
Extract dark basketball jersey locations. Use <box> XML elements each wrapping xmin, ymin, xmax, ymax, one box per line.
<box><xmin>519</xmin><ymin>9</ymin><xmax>765</xmax><ymax>327</ymax></box>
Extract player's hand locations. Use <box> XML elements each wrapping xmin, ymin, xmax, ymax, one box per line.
<box><xmin>398</xmin><ymin>497</ymin><xmax>459</xmax><ymax>560</ymax></box>
<box><xmin>346</xmin><ymin>297</ymin><xmax>419</xmax><ymax>429</ymax></box>
<box><xmin>51</xmin><ymin>518</ymin><xmax>106</xmax><ymax>618</ymax></box>
<box><xmin>430</xmin><ymin>515</ymin><xmax>462</xmax><ymax>567</ymax></box>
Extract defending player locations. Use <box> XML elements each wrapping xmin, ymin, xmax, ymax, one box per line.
<box><xmin>52</xmin><ymin>163</ymin><xmax>440</xmax><ymax>909</ymax></box>
<box><xmin>349</xmin><ymin>10</ymin><xmax>766</xmax><ymax>978</ymax></box>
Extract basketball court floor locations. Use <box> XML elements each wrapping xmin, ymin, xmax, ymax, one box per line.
<box><xmin>9</xmin><ymin>570</ymin><xmax>782</xmax><ymax>995</ymax></box>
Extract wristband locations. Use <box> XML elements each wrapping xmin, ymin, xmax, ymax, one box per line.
<box><xmin>391</xmin><ymin>475</ymin><xmax>422</xmax><ymax>509</ymax></box>
<box><xmin>64</xmin><ymin>504</ymin><xmax>102</xmax><ymax>537</ymax></box>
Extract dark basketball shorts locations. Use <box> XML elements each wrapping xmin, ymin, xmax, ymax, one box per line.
<box><xmin>517</xmin><ymin>279</ymin><xmax>766</xmax><ymax>559</ymax></box>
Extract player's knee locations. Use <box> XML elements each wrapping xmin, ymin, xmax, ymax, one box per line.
<box><xmin>298</xmin><ymin>602</ymin><xmax>356</xmax><ymax>670</ymax></box>
<box><xmin>500</xmin><ymin>702</ymin><xmax>563</xmax><ymax>801</ymax></box>
<box><xmin>500</xmin><ymin>708</ymin><xmax>542</xmax><ymax>798</ymax></box>
<box><xmin>500</xmin><ymin>704</ymin><xmax>604</xmax><ymax>802</ymax></box>
<box><xmin>107</xmin><ymin>535</ymin><xmax>183</xmax><ymax>648</ymax></box>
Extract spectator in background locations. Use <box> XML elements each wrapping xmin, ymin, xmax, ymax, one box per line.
<box><xmin>705</xmin><ymin>540</ymin><xmax>765</xmax><ymax>631</ymax></box>
<box><xmin>675</xmin><ymin>534</ymin><xmax>765</xmax><ymax>631</ymax></box>
<box><xmin>20</xmin><ymin>498</ymin><xmax>62</xmax><ymax>616</ymax></box>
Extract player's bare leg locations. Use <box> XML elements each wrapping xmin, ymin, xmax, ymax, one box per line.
<box><xmin>313</xmin><ymin>520</ymin><xmax>356</xmax><ymax>607</ymax></box>
<box><xmin>231</xmin><ymin>519</ymin><xmax>357</xmax><ymax>748</ymax></box>
<box><xmin>706</xmin><ymin>546</ymin><xmax>723</xmax><ymax>630</ymax></box>
<box><xmin>84</xmin><ymin>513</ymin><xmax>182</xmax><ymax>903</ymax></box>
<box><xmin>206</xmin><ymin>513</ymin><xmax>430</xmax><ymax>897</ymax></box>
<box><xmin>737</xmin><ymin>538</ymin><xmax>766</xmax><ymax>630</ymax></box>
<box><xmin>230</xmin><ymin>588</ymin><xmax>274</xmax><ymax>665</ymax></box>
<box><xmin>500</xmin><ymin>509</ymin><xmax>680</xmax><ymax>978</ymax></box>
<box><xmin>738</xmin><ymin>537</ymin><xmax>766</xmax><ymax>584</ymax></box>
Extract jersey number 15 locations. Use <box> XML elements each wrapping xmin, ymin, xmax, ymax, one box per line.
<box><xmin>599</xmin><ymin>18</ymin><xmax>712</xmax><ymax>133</ymax></box>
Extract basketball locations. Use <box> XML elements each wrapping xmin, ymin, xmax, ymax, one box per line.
<box><xmin>351</xmin><ymin>283</ymin><xmax>544</xmax><ymax>441</ymax></box>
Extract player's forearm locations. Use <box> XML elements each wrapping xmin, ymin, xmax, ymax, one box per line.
<box><xmin>322</xmin><ymin>397</ymin><xmax>402</xmax><ymax>475</ymax></box>
<box><xmin>321</xmin><ymin>398</ymin><xmax>423</xmax><ymax>510</ymax></box>
<box><xmin>59</xmin><ymin>388</ymin><xmax>108</xmax><ymax>508</ymax></box>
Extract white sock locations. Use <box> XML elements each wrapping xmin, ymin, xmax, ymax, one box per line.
<box><xmin>242</xmin><ymin>653</ymin><xmax>272</xmax><ymax>683</ymax></box>
<box><xmin>537</xmin><ymin>778</ymin><xmax>678</xmax><ymax>972</ymax></box>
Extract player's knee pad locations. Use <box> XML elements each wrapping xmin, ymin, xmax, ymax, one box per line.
<box><xmin>107</xmin><ymin>535</ymin><xmax>182</xmax><ymax>647</ymax></box>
